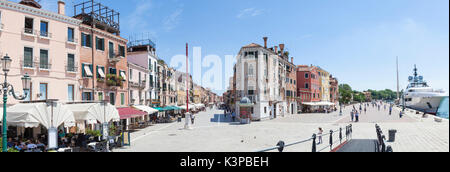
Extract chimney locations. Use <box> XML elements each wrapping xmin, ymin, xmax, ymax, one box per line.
<box><xmin>58</xmin><ymin>1</ymin><xmax>65</xmax><ymax>15</ymax></box>
<box><xmin>291</xmin><ymin>57</ymin><xmax>294</xmax><ymax>64</ymax></box>
<box><xmin>263</xmin><ymin>37</ymin><xmax>268</xmax><ymax>48</ymax></box>
<box><xmin>274</xmin><ymin>46</ymin><xmax>278</xmax><ymax>54</ymax></box>
<box><xmin>279</xmin><ymin>44</ymin><xmax>285</xmax><ymax>56</ymax></box>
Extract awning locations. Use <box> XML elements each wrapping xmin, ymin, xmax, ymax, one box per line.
<box><xmin>84</xmin><ymin>65</ymin><xmax>93</xmax><ymax>77</ymax></box>
<box><xmin>98</xmin><ymin>67</ymin><xmax>105</xmax><ymax>78</ymax></box>
<box><xmin>179</xmin><ymin>104</ymin><xmax>196</xmax><ymax>110</ymax></box>
<box><xmin>117</xmin><ymin>107</ymin><xmax>147</xmax><ymax>119</ymax></box>
<box><xmin>302</xmin><ymin>102</ymin><xmax>336</xmax><ymax>106</ymax></box>
<box><xmin>120</xmin><ymin>71</ymin><xmax>127</xmax><ymax>80</ymax></box>
<box><xmin>66</xmin><ymin>103</ymin><xmax>120</xmax><ymax>123</ymax></box>
<box><xmin>1</xmin><ymin>103</ymin><xmax>75</xmax><ymax>129</ymax></box>
<box><xmin>133</xmin><ymin>105</ymin><xmax>158</xmax><ymax>114</ymax></box>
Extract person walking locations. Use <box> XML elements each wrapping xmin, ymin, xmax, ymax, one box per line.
<box><xmin>355</xmin><ymin>110</ymin><xmax>360</xmax><ymax>122</ymax></box>
<box><xmin>364</xmin><ymin>107</ymin><xmax>367</xmax><ymax>114</ymax></box>
<box><xmin>318</xmin><ymin>128</ymin><xmax>323</xmax><ymax>145</ymax></box>
<box><xmin>399</xmin><ymin>110</ymin><xmax>403</xmax><ymax>118</ymax></box>
<box><xmin>389</xmin><ymin>106</ymin><xmax>393</xmax><ymax>115</ymax></box>
<box><xmin>351</xmin><ymin>110</ymin><xmax>354</xmax><ymax>122</ymax></box>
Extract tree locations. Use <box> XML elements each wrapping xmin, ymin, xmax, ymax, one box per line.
<box><xmin>339</xmin><ymin>84</ymin><xmax>353</xmax><ymax>104</ymax></box>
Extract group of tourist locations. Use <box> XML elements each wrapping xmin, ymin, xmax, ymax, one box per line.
<box><xmin>6</xmin><ymin>138</ymin><xmax>46</xmax><ymax>152</ymax></box>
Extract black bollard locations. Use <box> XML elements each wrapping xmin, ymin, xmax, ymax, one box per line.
<box><xmin>312</xmin><ymin>134</ymin><xmax>317</xmax><ymax>152</ymax></box>
<box><xmin>277</xmin><ymin>141</ymin><xmax>285</xmax><ymax>152</ymax></box>
<box><xmin>329</xmin><ymin>130</ymin><xmax>334</xmax><ymax>151</ymax></box>
<box><xmin>339</xmin><ymin>127</ymin><xmax>342</xmax><ymax>144</ymax></box>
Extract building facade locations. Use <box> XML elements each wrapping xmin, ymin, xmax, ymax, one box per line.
<box><xmin>0</xmin><ymin>0</ymin><xmax>82</xmax><ymax>104</ymax></box>
<box><xmin>296</xmin><ymin>65</ymin><xmax>321</xmax><ymax>111</ymax></box>
<box><xmin>316</xmin><ymin>67</ymin><xmax>330</xmax><ymax>102</ymax></box>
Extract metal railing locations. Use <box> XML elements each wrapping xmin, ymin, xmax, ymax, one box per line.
<box><xmin>256</xmin><ymin>124</ymin><xmax>353</xmax><ymax>152</ymax></box>
<box><xmin>375</xmin><ymin>124</ymin><xmax>393</xmax><ymax>152</ymax></box>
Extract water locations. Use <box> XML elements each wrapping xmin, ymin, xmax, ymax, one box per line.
<box><xmin>437</xmin><ymin>97</ymin><xmax>449</xmax><ymax>119</ymax></box>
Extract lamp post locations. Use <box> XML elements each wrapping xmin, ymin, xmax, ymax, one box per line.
<box><xmin>1</xmin><ymin>54</ymin><xmax>31</xmax><ymax>152</ymax></box>
<box><xmin>339</xmin><ymin>93</ymin><xmax>343</xmax><ymax>116</ymax></box>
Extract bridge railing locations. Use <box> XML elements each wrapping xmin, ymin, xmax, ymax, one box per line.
<box><xmin>375</xmin><ymin>124</ymin><xmax>393</xmax><ymax>152</ymax></box>
<box><xmin>256</xmin><ymin>124</ymin><xmax>353</xmax><ymax>152</ymax></box>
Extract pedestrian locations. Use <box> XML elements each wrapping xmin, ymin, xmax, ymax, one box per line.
<box><xmin>399</xmin><ymin>110</ymin><xmax>403</xmax><ymax>118</ymax></box>
<box><xmin>389</xmin><ymin>106</ymin><xmax>392</xmax><ymax>115</ymax></box>
<box><xmin>351</xmin><ymin>110</ymin><xmax>354</xmax><ymax>122</ymax></box>
<box><xmin>318</xmin><ymin>128</ymin><xmax>323</xmax><ymax>144</ymax></box>
<box><xmin>191</xmin><ymin>114</ymin><xmax>195</xmax><ymax>125</ymax></box>
<box><xmin>355</xmin><ymin>111</ymin><xmax>359</xmax><ymax>122</ymax></box>
<box><xmin>364</xmin><ymin>107</ymin><xmax>367</xmax><ymax>114</ymax></box>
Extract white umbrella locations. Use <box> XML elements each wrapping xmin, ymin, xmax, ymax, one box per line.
<box><xmin>2</xmin><ymin>103</ymin><xmax>75</xmax><ymax>129</ymax></box>
<box><xmin>66</xmin><ymin>103</ymin><xmax>120</xmax><ymax>124</ymax></box>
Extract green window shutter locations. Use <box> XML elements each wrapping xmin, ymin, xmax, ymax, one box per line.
<box><xmin>82</xmin><ymin>63</ymin><xmax>85</xmax><ymax>77</ymax></box>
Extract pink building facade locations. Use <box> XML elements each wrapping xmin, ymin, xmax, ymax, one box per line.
<box><xmin>0</xmin><ymin>0</ymin><xmax>82</xmax><ymax>105</ymax></box>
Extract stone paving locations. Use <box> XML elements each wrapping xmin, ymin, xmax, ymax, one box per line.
<box><xmin>114</xmin><ymin>104</ymin><xmax>449</xmax><ymax>152</ymax></box>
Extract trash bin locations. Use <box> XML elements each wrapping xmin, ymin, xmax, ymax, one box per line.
<box><xmin>388</xmin><ymin>130</ymin><xmax>397</xmax><ymax>142</ymax></box>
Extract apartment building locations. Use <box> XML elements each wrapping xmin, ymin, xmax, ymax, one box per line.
<box><xmin>0</xmin><ymin>0</ymin><xmax>82</xmax><ymax>104</ymax></box>
<box><xmin>74</xmin><ymin>1</ymin><xmax>128</xmax><ymax>107</ymax></box>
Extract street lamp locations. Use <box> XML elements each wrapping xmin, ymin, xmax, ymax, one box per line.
<box><xmin>1</xmin><ymin>54</ymin><xmax>31</xmax><ymax>152</ymax></box>
<box><xmin>339</xmin><ymin>93</ymin><xmax>343</xmax><ymax>116</ymax></box>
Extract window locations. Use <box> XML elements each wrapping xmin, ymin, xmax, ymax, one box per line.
<box><xmin>81</xmin><ymin>33</ymin><xmax>92</xmax><ymax>47</ymax></box>
<box><xmin>109</xmin><ymin>92</ymin><xmax>115</xmax><ymax>105</ymax></box>
<box><xmin>121</xmin><ymin>93</ymin><xmax>125</xmax><ymax>105</ymax></box>
<box><xmin>305</xmin><ymin>73</ymin><xmax>309</xmax><ymax>79</ymax></box>
<box><xmin>109</xmin><ymin>68</ymin><xmax>117</xmax><ymax>75</ymax></box>
<box><xmin>129</xmin><ymin>69</ymin><xmax>133</xmax><ymax>80</ymax></box>
<box><xmin>248</xmin><ymin>90</ymin><xmax>255</xmax><ymax>95</ymax></box>
<box><xmin>67</xmin><ymin>54</ymin><xmax>75</xmax><ymax>72</ymax></box>
<box><xmin>82</xmin><ymin>64</ymin><xmax>93</xmax><ymax>77</ymax></box>
<box><xmin>24</xmin><ymin>17</ymin><xmax>34</xmax><ymax>34</ymax></box>
<box><xmin>24</xmin><ymin>47</ymin><xmax>33</xmax><ymax>68</ymax></box>
<box><xmin>248</xmin><ymin>65</ymin><xmax>254</xmax><ymax>75</ymax></box>
<box><xmin>109</xmin><ymin>41</ymin><xmax>114</xmax><ymax>58</ymax></box>
<box><xmin>82</xmin><ymin>92</ymin><xmax>93</xmax><ymax>101</ymax></box>
<box><xmin>119</xmin><ymin>45</ymin><xmax>125</xmax><ymax>57</ymax></box>
<box><xmin>98</xmin><ymin>92</ymin><xmax>103</xmax><ymax>101</ymax></box>
<box><xmin>40</xmin><ymin>21</ymin><xmax>48</xmax><ymax>37</ymax></box>
<box><xmin>39</xmin><ymin>83</ymin><xmax>48</xmax><ymax>100</ymax></box>
<box><xmin>68</xmin><ymin>85</ymin><xmax>74</xmax><ymax>101</ymax></box>
<box><xmin>96</xmin><ymin>37</ymin><xmax>105</xmax><ymax>51</ymax></box>
<box><xmin>40</xmin><ymin>49</ymin><xmax>49</xmax><ymax>69</ymax></box>
<box><xmin>305</xmin><ymin>83</ymin><xmax>309</xmax><ymax>89</ymax></box>
<box><xmin>68</xmin><ymin>27</ymin><xmax>74</xmax><ymax>42</ymax></box>
<box><xmin>97</xmin><ymin>66</ymin><xmax>105</xmax><ymax>78</ymax></box>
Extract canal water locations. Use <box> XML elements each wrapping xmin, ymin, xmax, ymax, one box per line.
<box><xmin>437</xmin><ymin>97</ymin><xmax>449</xmax><ymax>119</ymax></box>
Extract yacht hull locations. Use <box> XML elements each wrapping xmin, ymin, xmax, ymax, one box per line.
<box><xmin>405</xmin><ymin>96</ymin><xmax>446</xmax><ymax>114</ymax></box>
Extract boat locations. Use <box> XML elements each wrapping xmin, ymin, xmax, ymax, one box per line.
<box><xmin>402</xmin><ymin>65</ymin><xmax>448</xmax><ymax>114</ymax></box>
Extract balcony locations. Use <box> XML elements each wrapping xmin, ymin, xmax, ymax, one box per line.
<box><xmin>108</xmin><ymin>52</ymin><xmax>122</xmax><ymax>63</ymax></box>
<box><xmin>20</xmin><ymin>58</ymin><xmax>37</xmax><ymax>70</ymax></box>
<box><xmin>67</xmin><ymin>37</ymin><xmax>78</xmax><ymax>45</ymax></box>
<box><xmin>22</xmin><ymin>28</ymin><xmax>36</xmax><ymax>37</ymax></box>
<box><xmin>66</xmin><ymin>65</ymin><xmax>78</xmax><ymax>73</ymax></box>
<box><xmin>39</xmin><ymin>30</ymin><xmax>52</xmax><ymax>39</ymax></box>
<box><xmin>39</xmin><ymin>62</ymin><xmax>52</xmax><ymax>71</ymax></box>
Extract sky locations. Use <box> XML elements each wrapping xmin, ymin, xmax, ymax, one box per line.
<box><xmin>18</xmin><ymin>0</ymin><xmax>449</xmax><ymax>95</ymax></box>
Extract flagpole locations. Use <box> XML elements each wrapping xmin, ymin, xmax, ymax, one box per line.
<box><xmin>185</xmin><ymin>43</ymin><xmax>191</xmax><ymax>129</ymax></box>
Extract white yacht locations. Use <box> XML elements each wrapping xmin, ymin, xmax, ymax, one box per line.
<box><xmin>402</xmin><ymin>65</ymin><xmax>448</xmax><ymax>114</ymax></box>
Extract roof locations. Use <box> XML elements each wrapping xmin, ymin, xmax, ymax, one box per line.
<box><xmin>117</xmin><ymin>107</ymin><xmax>147</xmax><ymax>119</ymax></box>
<box><xmin>242</xmin><ymin>43</ymin><xmax>262</xmax><ymax>48</ymax></box>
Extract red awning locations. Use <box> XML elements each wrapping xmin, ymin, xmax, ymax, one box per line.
<box><xmin>117</xmin><ymin>107</ymin><xmax>147</xmax><ymax>119</ymax></box>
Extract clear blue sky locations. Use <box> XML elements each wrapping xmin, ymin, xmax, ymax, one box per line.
<box><xmin>24</xmin><ymin>0</ymin><xmax>449</xmax><ymax>95</ymax></box>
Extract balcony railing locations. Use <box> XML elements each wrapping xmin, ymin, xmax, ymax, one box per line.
<box><xmin>39</xmin><ymin>30</ymin><xmax>52</xmax><ymax>39</ymax></box>
<box><xmin>66</xmin><ymin>65</ymin><xmax>78</xmax><ymax>73</ymax></box>
<box><xmin>22</xmin><ymin>28</ymin><xmax>36</xmax><ymax>36</ymax></box>
<box><xmin>67</xmin><ymin>37</ymin><xmax>78</xmax><ymax>44</ymax></box>
<box><xmin>108</xmin><ymin>52</ymin><xmax>121</xmax><ymax>63</ymax></box>
<box><xmin>39</xmin><ymin>61</ymin><xmax>52</xmax><ymax>70</ymax></box>
<box><xmin>21</xmin><ymin>58</ymin><xmax>37</xmax><ymax>69</ymax></box>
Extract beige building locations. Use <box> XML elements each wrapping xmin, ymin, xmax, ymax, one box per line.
<box><xmin>316</xmin><ymin>67</ymin><xmax>330</xmax><ymax>102</ymax></box>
